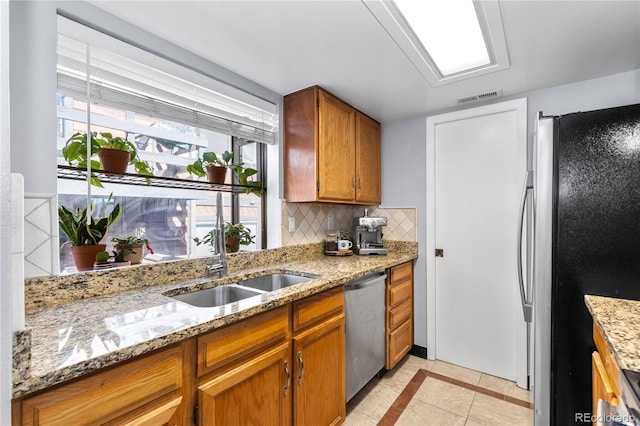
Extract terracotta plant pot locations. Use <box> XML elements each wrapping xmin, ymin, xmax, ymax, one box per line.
<box><xmin>71</xmin><ymin>244</ymin><xmax>107</xmax><ymax>271</ymax></box>
<box><xmin>206</xmin><ymin>165</ymin><xmax>227</xmax><ymax>184</ymax></box>
<box><xmin>97</xmin><ymin>148</ymin><xmax>131</xmax><ymax>173</ymax></box>
<box><xmin>225</xmin><ymin>236</ymin><xmax>240</xmax><ymax>253</ymax></box>
<box><xmin>114</xmin><ymin>243</ymin><xmax>144</xmax><ymax>264</ymax></box>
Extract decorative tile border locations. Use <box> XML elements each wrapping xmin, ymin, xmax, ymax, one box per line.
<box><xmin>379</xmin><ymin>368</ymin><xmax>533</xmax><ymax>424</ymax></box>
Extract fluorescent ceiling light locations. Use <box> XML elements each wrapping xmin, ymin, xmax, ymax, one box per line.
<box><xmin>394</xmin><ymin>0</ymin><xmax>490</xmax><ymax>76</ymax></box>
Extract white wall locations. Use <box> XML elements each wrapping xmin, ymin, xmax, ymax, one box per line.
<box><xmin>380</xmin><ymin>115</ymin><xmax>427</xmax><ymax>348</ymax></box>
<box><xmin>381</xmin><ymin>69</ymin><xmax>640</xmax><ymax>355</ymax></box>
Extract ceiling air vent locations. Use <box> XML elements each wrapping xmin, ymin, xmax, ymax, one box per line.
<box><xmin>457</xmin><ymin>89</ymin><xmax>503</xmax><ymax>104</ymax></box>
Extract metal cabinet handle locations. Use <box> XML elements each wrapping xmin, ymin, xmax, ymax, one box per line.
<box><xmin>352</xmin><ymin>175</ymin><xmax>356</xmax><ymax>191</ymax></box>
<box><xmin>297</xmin><ymin>351</ymin><xmax>304</xmax><ymax>385</ymax></box>
<box><xmin>283</xmin><ymin>360</ymin><xmax>291</xmax><ymax>396</ymax></box>
<box><xmin>358</xmin><ymin>176</ymin><xmax>362</xmax><ymax>192</ymax></box>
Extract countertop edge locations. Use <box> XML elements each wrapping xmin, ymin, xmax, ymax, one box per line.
<box><xmin>585</xmin><ymin>294</ymin><xmax>640</xmax><ymax>373</ymax></box>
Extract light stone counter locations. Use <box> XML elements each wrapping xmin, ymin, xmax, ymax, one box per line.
<box><xmin>585</xmin><ymin>295</ymin><xmax>640</xmax><ymax>372</ymax></box>
<box><xmin>13</xmin><ymin>242</ymin><xmax>417</xmax><ymax>398</ymax></box>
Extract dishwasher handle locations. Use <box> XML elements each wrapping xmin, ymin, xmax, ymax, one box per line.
<box><xmin>345</xmin><ymin>272</ymin><xmax>387</xmax><ymax>291</ymax></box>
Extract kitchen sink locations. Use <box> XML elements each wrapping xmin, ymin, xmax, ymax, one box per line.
<box><xmin>233</xmin><ymin>273</ymin><xmax>315</xmax><ymax>292</ymax></box>
<box><xmin>170</xmin><ymin>284</ymin><xmax>263</xmax><ymax>308</ymax></box>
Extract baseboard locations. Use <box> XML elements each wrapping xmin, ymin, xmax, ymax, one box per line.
<box><xmin>409</xmin><ymin>345</ymin><xmax>427</xmax><ymax>359</ymax></box>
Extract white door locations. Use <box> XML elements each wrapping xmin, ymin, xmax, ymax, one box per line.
<box><xmin>426</xmin><ymin>99</ymin><xmax>528</xmax><ymax>385</ymax></box>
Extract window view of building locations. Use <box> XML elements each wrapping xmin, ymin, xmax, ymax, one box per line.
<box><xmin>56</xmin><ymin>17</ymin><xmax>274</xmax><ymax>273</ymax></box>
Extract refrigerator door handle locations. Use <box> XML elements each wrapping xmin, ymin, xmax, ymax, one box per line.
<box><xmin>518</xmin><ymin>170</ymin><xmax>534</xmax><ymax>323</ymax></box>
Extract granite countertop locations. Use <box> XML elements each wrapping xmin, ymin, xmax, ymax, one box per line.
<box><xmin>585</xmin><ymin>295</ymin><xmax>640</xmax><ymax>372</ymax></box>
<box><xmin>13</xmin><ymin>246</ymin><xmax>416</xmax><ymax>398</ymax></box>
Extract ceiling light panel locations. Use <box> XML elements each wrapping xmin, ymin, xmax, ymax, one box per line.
<box><xmin>394</xmin><ymin>0</ymin><xmax>490</xmax><ymax>76</ymax></box>
<box><xmin>363</xmin><ymin>0</ymin><xmax>510</xmax><ymax>86</ymax></box>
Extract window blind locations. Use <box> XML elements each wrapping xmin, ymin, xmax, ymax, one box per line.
<box><xmin>56</xmin><ymin>17</ymin><xmax>278</xmax><ymax>144</ymax></box>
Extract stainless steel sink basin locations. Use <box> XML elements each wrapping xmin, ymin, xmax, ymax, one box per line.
<box><xmin>234</xmin><ymin>273</ymin><xmax>314</xmax><ymax>292</ymax></box>
<box><xmin>170</xmin><ymin>284</ymin><xmax>262</xmax><ymax>308</ymax></box>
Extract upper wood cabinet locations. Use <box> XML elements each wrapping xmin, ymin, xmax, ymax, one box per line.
<box><xmin>284</xmin><ymin>86</ymin><xmax>381</xmax><ymax>205</ymax></box>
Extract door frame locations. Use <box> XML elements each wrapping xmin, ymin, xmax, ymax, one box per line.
<box><xmin>425</xmin><ymin>98</ymin><xmax>528</xmax><ymax>384</ymax></box>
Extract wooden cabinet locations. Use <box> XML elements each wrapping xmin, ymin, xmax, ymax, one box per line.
<box><xmin>18</xmin><ymin>342</ymin><xmax>191</xmax><ymax>426</ymax></box>
<box><xmin>284</xmin><ymin>85</ymin><xmax>381</xmax><ymax>205</ymax></box>
<box><xmin>14</xmin><ymin>287</ymin><xmax>347</xmax><ymax>426</ymax></box>
<box><xmin>197</xmin><ymin>305</ymin><xmax>291</xmax><ymax>426</ymax></box>
<box><xmin>292</xmin><ymin>286</ymin><xmax>346</xmax><ymax>426</ymax></box>
<box><xmin>199</xmin><ymin>341</ymin><xmax>292</xmax><ymax>426</ymax></box>
<box><xmin>386</xmin><ymin>261</ymin><xmax>414</xmax><ymax>370</ymax></box>
<box><xmin>197</xmin><ymin>288</ymin><xmax>345</xmax><ymax>426</ymax></box>
<box><xmin>592</xmin><ymin>322</ymin><xmax>621</xmax><ymax>417</ymax></box>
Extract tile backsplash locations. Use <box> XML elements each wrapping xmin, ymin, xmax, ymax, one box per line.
<box><xmin>281</xmin><ymin>201</ymin><xmax>417</xmax><ymax>244</ymax></box>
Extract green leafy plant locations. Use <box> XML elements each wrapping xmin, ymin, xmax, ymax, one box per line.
<box><xmin>95</xmin><ymin>249</ymin><xmax>129</xmax><ymax>263</ymax></box>
<box><xmin>58</xmin><ymin>195</ymin><xmax>121</xmax><ymax>247</ymax></box>
<box><xmin>193</xmin><ymin>222</ymin><xmax>255</xmax><ymax>253</ymax></box>
<box><xmin>224</xmin><ymin>222</ymin><xmax>255</xmax><ymax>246</ymax></box>
<box><xmin>186</xmin><ymin>151</ymin><xmax>234</xmax><ymax>176</ymax></box>
<box><xmin>62</xmin><ymin>132</ymin><xmax>153</xmax><ymax>187</ymax></box>
<box><xmin>110</xmin><ymin>229</ymin><xmax>154</xmax><ymax>255</ymax></box>
<box><xmin>186</xmin><ymin>150</ymin><xmax>262</xmax><ymax>196</ymax></box>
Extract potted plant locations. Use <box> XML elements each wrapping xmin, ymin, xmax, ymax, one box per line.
<box><xmin>58</xmin><ymin>195</ymin><xmax>121</xmax><ymax>270</ymax></box>
<box><xmin>62</xmin><ymin>132</ymin><xmax>153</xmax><ymax>187</ymax></box>
<box><xmin>224</xmin><ymin>222</ymin><xmax>255</xmax><ymax>253</ymax></box>
<box><xmin>193</xmin><ymin>222</ymin><xmax>255</xmax><ymax>254</ymax></box>
<box><xmin>110</xmin><ymin>230</ymin><xmax>154</xmax><ymax>265</ymax></box>
<box><xmin>186</xmin><ymin>150</ymin><xmax>262</xmax><ymax>195</ymax></box>
<box><xmin>186</xmin><ymin>151</ymin><xmax>233</xmax><ymax>184</ymax></box>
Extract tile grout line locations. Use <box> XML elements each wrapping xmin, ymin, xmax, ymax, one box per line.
<box><xmin>377</xmin><ymin>368</ymin><xmax>532</xmax><ymax>425</ymax></box>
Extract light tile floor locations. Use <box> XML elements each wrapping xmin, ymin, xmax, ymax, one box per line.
<box><xmin>345</xmin><ymin>355</ymin><xmax>533</xmax><ymax>426</ymax></box>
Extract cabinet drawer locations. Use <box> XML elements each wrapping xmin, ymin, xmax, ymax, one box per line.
<box><xmin>387</xmin><ymin>319</ymin><xmax>412</xmax><ymax>370</ymax></box>
<box><xmin>388</xmin><ymin>298</ymin><xmax>412</xmax><ymax>330</ymax></box>
<box><xmin>21</xmin><ymin>345</ymin><xmax>183</xmax><ymax>426</ymax></box>
<box><xmin>593</xmin><ymin>322</ymin><xmax>620</xmax><ymax>396</ymax></box>
<box><xmin>389</xmin><ymin>262</ymin><xmax>412</xmax><ymax>286</ymax></box>
<box><xmin>198</xmin><ymin>305</ymin><xmax>290</xmax><ymax>377</ymax></box>
<box><xmin>293</xmin><ymin>286</ymin><xmax>344</xmax><ymax>333</ymax></box>
<box><xmin>388</xmin><ymin>279</ymin><xmax>412</xmax><ymax>308</ymax></box>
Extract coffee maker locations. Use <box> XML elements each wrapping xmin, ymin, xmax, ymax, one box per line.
<box><xmin>353</xmin><ymin>209</ymin><xmax>388</xmax><ymax>255</ymax></box>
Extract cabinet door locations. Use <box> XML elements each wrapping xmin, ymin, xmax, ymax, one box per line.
<box><xmin>387</xmin><ymin>319</ymin><xmax>413</xmax><ymax>370</ymax></box>
<box><xmin>355</xmin><ymin>112</ymin><xmax>381</xmax><ymax>204</ymax></box>
<box><xmin>592</xmin><ymin>351</ymin><xmax>617</xmax><ymax>417</ymax></box>
<box><xmin>199</xmin><ymin>341</ymin><xmax>292</xmax><ymax>426</ymax></box>
<box><xmin>20</xmin><ymin>345</ymin><xmax>184</xmax><ymax>426</ymax></box>
<box><xmin>293</xmin><ymin>314</ymin><xmax>346</xmax><ymax>426</ymax></box>
<box><xmin>317</xmin><ymin>90</ymin><xmax>356</xmax><ymax>202</ymax></box>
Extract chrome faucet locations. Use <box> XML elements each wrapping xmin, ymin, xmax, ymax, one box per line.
<box><xmin>207</xmin><ymin>192</ymin><xmax>227</xmax><ymax>277</ymax></box>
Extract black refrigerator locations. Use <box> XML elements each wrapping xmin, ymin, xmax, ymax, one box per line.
<box><xmin>533</xmin><ymin>104</ymin><xmax>640</xmax><ymax>425</ymax></box>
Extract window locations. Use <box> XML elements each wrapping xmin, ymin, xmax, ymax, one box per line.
<box><xmin>56</xmin><ymin>16</ymin><xmax>274</xmax><ymax>273</ymax></box>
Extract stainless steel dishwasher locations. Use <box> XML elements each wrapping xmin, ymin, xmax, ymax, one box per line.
<box><xmin>345</xmin><ymin>272</ymin><xmax>387</xmax><ymax>402</ymax></box>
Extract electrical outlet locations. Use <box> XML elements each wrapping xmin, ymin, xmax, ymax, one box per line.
<box><xmin>327</xmin><ymin>214</ymin><xmax>335</xmax><ymax>231</ymax></box>
<box><xmin>288</xmin><ymin>217</ymin><xmax>295</xmax><ymax>232</ymax></box>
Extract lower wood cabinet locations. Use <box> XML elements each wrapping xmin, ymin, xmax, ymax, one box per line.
<box><xmin>386</xmin><ymin>261</ymin><xmax>414</xmax><ymax>370</ymax></box>
<box><xmin>292</xmin><ymin>289</ymin><xmax>345</xmax><ymax>426</ymax></box>
<box><xmin>592</xmin><ymin>322</ymin><xmax>621</xmax><ymax>417</ymax></box>
<box><xmin>14</xmin><ymin>286</ymin><xmax>347</xmax><ymax>426</ymax></box>
<box><xmin>199</xmin><ymin>341</ymin><xmax>292</xmax><ymax>425</ymax></box>
<box><xmin>17</xmin><ymin>341</ymin><xmax>191</xmax><ymax>426</ymax></box>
